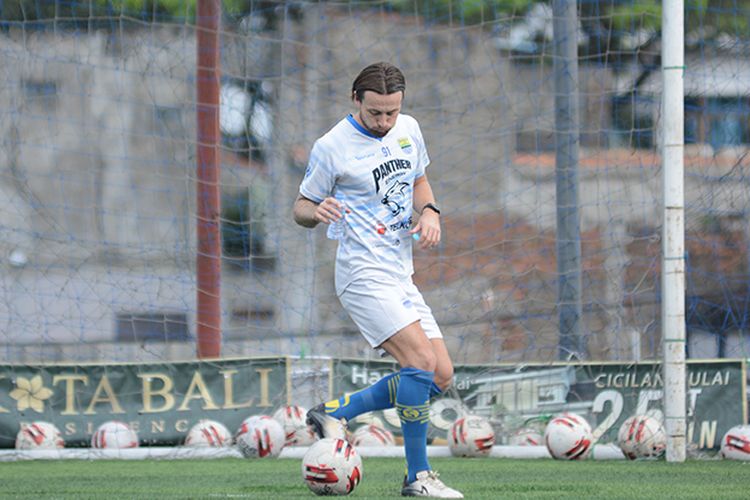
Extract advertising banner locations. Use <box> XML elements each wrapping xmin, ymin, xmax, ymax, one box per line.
<box><xmin>333</xmin><ymin>359</ymin><xmax>747</xmax><ymax>450</ymax></box>
<box><xmin>0</xmin><ymin>357</ymin><xmax>288</xmax><ymax>448</ymax></box>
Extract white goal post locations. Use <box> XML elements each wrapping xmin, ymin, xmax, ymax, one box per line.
<box><xmin>661</xmin><ymin>0</ymin><xmax>687</xmax><ymax>463</ymax></box>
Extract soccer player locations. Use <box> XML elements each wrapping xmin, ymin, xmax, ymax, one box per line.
<box><xmin>292</xmin><ymin>62</ymin><xmax>462</xmax><ymax>499</ymax></box>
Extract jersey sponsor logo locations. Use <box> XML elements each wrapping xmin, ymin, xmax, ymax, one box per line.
<box><xmin>372</xmin><ymin>158</ymin><xmax>412</xmax><ymax>192</ymax></box>
<box><xmin>381</xmin><ymin>180</ymin><xmax>409</xmax><ymax>216</ymax></box>
<box><xmin>389</xmin><ymin>216</ymin><xmax>412</xmax><ymax>231</ymax></box>
<box><xmin>398</xmin><ymin>137</ymin><xmax>413</xmax><ymax>154</ymax></box>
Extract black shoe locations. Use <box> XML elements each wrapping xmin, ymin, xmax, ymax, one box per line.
<box><xmin>306</xmin><ymin>403</ymin><xmax>347</xmax><ymax>440</ymax></box>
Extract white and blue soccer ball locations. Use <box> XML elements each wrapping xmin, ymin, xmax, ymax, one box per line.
<box><xmin>544</xmin><ymin>412</ymin><xmax>593</xmax><ymax>460</ymax></box>
<box><xmin>617</xmin><ymin>415</ymin><xmax>666</xmax><ymax>460</ymax></box>
<box><xmin>15</xmin><ymin>421</ymin><xmax>64</xmax><ymax>450</ymax></box>
<box><xmin>302</xmin><ymin>438</ymin><xmax>363</xmax><ymax>496</ymax></box>
<box><xmin>273</xmin><ymin>405</ymin><xmax>316</xmax><ymax>446</ymax></box>
<box><xmin>720</xmin><ymin>424</ymin><xmax>750</xmax><ymax>461</ymax></box>
<box><xmin>184</xmin><ymin>419</ymin><xmax>232</xmax><ymax>447</ymax></box>
<box><xmin>235</xmin><ymin>415</ymin><xmax>286</xmax><ymax>458</ymax></box>
<box><xmin>448</xmin><ymin>414</ymin><xmax>495</xmax><ymax>457</ymax></box>
<box><xmin>91</xmin><ymin>421</ymin><xmax>139</xmax><ymax>449</ymax></box>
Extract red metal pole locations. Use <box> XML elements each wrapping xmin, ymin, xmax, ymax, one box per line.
<box><xmin>195</xmin><ymin>0</ymin><xmax>221</xmax><ymax>358</ymax></box>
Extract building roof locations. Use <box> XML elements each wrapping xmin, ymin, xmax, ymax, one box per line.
<box><xmin>615</xmin><ymin>55</ymin><xmax>750</xmax><ymax>97</ymax></box>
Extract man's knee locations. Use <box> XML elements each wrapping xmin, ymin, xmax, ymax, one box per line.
<box><xmin>434</xmin><ymin>364</ymin><xmax>454</xmax><ymax>391</ymax></box>
<box><xmin>406</xmin><ymin>348</ymin><xmax>437</xmax><ymax>373</ymax></box>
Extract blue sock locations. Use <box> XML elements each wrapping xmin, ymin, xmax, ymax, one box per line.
<box><xmin>323</xmin><ymin>372</ymin><xmax>400</xmax><ymax>421</ymax></box>
<box><xmin>396</xmin><ymin>367</ymin><xmax>433</xmax><ymax>483</ymax></box>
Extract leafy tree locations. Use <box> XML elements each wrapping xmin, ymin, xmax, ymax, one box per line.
<box><xmin>0</xmin><ymin>0</ymin><xmax>254</xmax><ymax>24</ymax></box>
<box><xmin>388</xmin><ymin>0</ymin><xmax>534</xmax><ymax>25</ymax></box>
<box><xmin>2</xmin><ymin>0</ymin><xmax>749</xmax><ymax>36</ymax></box>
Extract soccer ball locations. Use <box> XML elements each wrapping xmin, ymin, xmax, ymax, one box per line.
<box><xmin>508</xmin><ymin>427</ymin><xmax>543</xmax><ymax>446</ymax></box>
<box><xmin>15</xmin><ymin>421</ymin><xmax>64</xmax><ymax>450</ymax></box>
<box><xmin>350</xmin><ymin>423</ymin><xmax>395</xmax><ymax>447</ymax></box>
<box><xmin>448</xmin><ymin>415</ymin><xmax>495</xmax><ymax>457</ymax></box>
<box><xmin>91</xmin><ymin>421</ymin><xmax>139</xmax><ymax>449</ymax></box>
<box><xmin>544</xmin><ymin>412</ymin><xmax>593</xmax><ymax>460</ymax></box>
<box><xmin>720</xmin><ymin>424</ymin><xmax>750</xmax><ymax>461</ymax></box>
<box><xmin>617</xmin><ymin>415</ymin><xmax>666</xmax><ymax>460</ymax></box>
<box><xmin>273</xmin><ymin>405</ymin><xmax>316</xmax><ymax>446</ymax></box>
<box><xmin>235</xmin><ymin>415</ymin><xmax>286</xmax><ymax>458</ymax></box>
<box><xmin>302</xmin><ymin>438</ymin><xmax>363</xmax><ymax>495</ymax></box>
<box><xmin>184</xmin><ymin>419</ymin><xmax>232</xmax><ymax>447</ymax></box>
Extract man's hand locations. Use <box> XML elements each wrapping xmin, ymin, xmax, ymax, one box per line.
<box><xmin>293</xmin><ymin>194</ymin><xmax>350</xmax><ymax>228</ymax></box>
<box><xmin>314</xmin><ymin>197</ymin><xmax>350</xmax><ymax>225</ymax></box>
<box><xmin>410</xmin><ymin>210</ymin><xmax>440</xmax><ymax>249</ymax></box>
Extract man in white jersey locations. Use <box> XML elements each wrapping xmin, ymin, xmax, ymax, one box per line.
<box><xmin>293</xmin><ymin>62</ymin><xmax>462</xmax><ymax>498</ymax></box>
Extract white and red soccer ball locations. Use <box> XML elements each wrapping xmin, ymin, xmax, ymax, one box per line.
<box><xmin>544</xmin><ymin>412</ymin><xmax>593</xmax><ymax>460</ymax></box>
<box><xmin>508</xmin><ymin>427</ymin><xmax>543</xmax><ymax>447</ymax></box>
<box><xmin>617</xmin><ymin>415</ymin><xmax>666</xmax><ymax>460</ymax></box>
<box><xmin>302</xmin><ymin>438</ymin><xmax>362</xmax><ymax>496</ymax></box>
<box><xmin>15</xmin><ymin>421</ymin><xmax>64</xmax><ymax>450</ymax></box>
<box><xmin>184</xmin><ymin>419</ymin><xmax>232</xmax><ymax>447</ymax></box>
<box><xmin>91</xmin><ymin>421</ymin><xmax>139</xmax><ymax>449</ymax></box>
<box><xmin>350</xmin><ymin>423</ymin><xmax>395</xmax><ymax>447</ymax></box>
<box><xmin>235</xmin><ymin>415</ymin><xmax>286</xmax><ymax>458</ymax></box>
<box><xmin>273</xmin><ymin>405</ymin><xmax>316</xmax><ymax>446</ymax></box>
<box><xmin>720</xmin><ymin>424</ymin><xmax>750</xmax><ymax>461</ymax></box>
<box><xmin>448</xmin><ymin>414</ymin><xmax>495</xmax><ymax>457</ymax></box>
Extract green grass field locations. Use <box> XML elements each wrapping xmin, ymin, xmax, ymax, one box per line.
<box><xmin>0</xmin><ymin>457</ymin><xmax>748</xmax><ymax>499</ymax></box>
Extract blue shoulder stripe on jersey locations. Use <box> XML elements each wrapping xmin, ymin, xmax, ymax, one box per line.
<box><xmin>347</xmin><ymin>114</ymin><xmax>382</xmax><ymax>141</ymax></box>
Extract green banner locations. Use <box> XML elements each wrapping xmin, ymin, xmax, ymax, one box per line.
<box><xmin>0</xmin><ymin>357</ymin><xmax>289</xmax><ymax>448</ymax></box>
<box><xmin>333</xmin><ymin>359</ymin><xmax>747</xmax><ymax>450</ymax></box>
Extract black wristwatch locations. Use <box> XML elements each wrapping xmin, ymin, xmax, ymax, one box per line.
<box><xmin>422</xmin><ymin>203</ymin><xmax>441</xmax><ymax>215</ymax></box>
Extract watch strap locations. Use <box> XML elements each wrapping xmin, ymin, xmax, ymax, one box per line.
<box><xmin>422</xmin><ymin>203</ymin><xmax>441</xmax><ymax>215</ymax></box>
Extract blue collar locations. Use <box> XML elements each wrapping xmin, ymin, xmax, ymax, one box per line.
<box><xmin>347</xmin><ymin>114</ymin><xmax>383</xmax><ymax>141</ymax></box>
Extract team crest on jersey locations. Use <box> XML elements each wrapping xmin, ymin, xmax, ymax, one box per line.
<box><xmin>398</xmin><ymin>137</ymin><xmax>413</xmax><ymax>154</ymax></box>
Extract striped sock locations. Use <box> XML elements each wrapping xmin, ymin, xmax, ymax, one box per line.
<box><xmin>396</xmin><ymin>367</ymin><xmax>434</xmax><ymax>483</ymax></box>
<box><xmin>324</xmin><ymin>372</ymin><xmax>400</xmax><ymax>421</ymax></box>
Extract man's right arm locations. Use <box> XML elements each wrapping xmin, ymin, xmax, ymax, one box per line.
<box><xmin>293</xmin><ymin>194</ymin><xmax>321</xmax><ymax>228</ymax></box>
<box><xmin>293</xmin><ymin>194</ymin><xmax>349</xmax><ymax>228</ymax></box>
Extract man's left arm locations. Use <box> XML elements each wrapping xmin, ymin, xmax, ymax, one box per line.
<box><xmin>411</xmin><ymin>174</ymin><xmax>440</xmax><ymax>249</ymax></box>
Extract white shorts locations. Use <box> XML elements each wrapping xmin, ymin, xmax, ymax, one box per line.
<box><xmin>338</xmin><ymin>275</ymin><xmax>443</xmax><ymax>349</ymax></box>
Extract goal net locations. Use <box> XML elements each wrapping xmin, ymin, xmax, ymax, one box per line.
<box><xmin>0</xmin><ymin>0</ymin><xmax>747</xmax><ymax>456</ymax></box>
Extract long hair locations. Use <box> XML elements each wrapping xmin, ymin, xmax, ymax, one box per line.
<box><xmin>351</xmin><ymin>62</ymin><xmax>406</xmax><ymax>101</ymax></box>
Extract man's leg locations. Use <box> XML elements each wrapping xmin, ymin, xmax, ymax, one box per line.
<box><xmin>429</xmin><ymin>338</ymin><xmax>455</xmax><ymax>398</ymax></box>
<box><xmin>317</xmin><ymin>371</ymin><xmax>401</xmax><ymax>421</ymax></box>
<box><xmin>380</xmin><ymin>321</ymin><xmax>436</xmax><ymax>483</ymax></box>
<box><xmin>307</xmin><ymin>338</ymin><xmax>452</xmax><ymax>439</ymax></box>
<box><xmin>379</xmin><ymin>324</ymin><xmax>462</xmax><ymax>498</ymax></box>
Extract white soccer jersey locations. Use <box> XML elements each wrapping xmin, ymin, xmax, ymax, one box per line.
<box><xmin>299</xmin><ymin>113</ymin><xmax>430</xmax><ymax>294</ymax></box>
